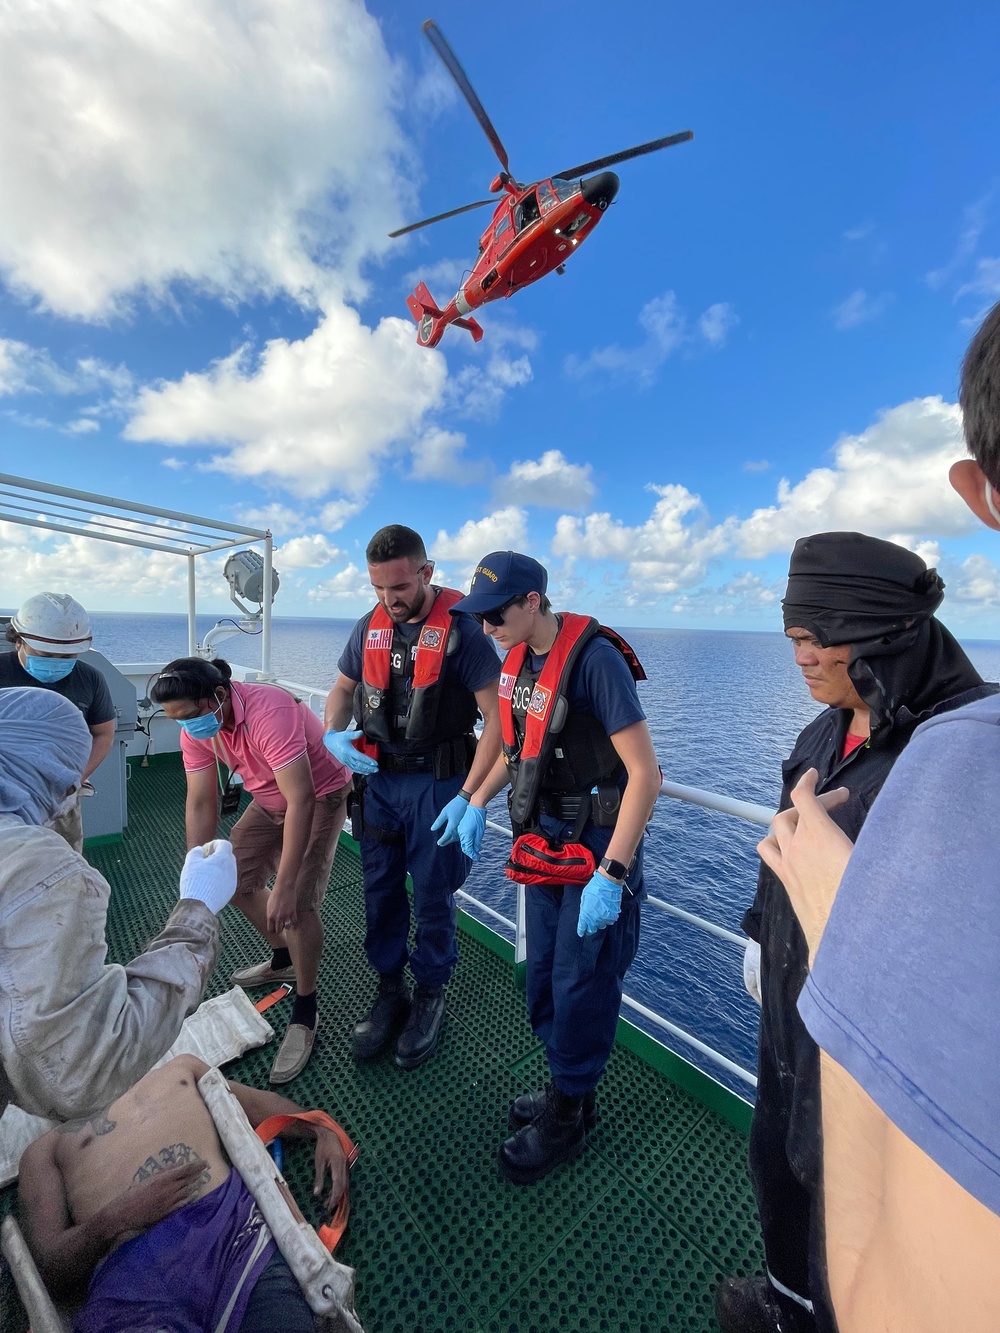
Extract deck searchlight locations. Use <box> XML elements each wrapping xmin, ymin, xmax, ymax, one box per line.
<box><xmin>199</xmin><ymin>549</ymin><xmax>280</xmax><ymax>662</ymax></box>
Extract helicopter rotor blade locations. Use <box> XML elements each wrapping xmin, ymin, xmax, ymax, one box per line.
<box><xmin>388</xmin><ymin>197</ymin><xmax>496</xmax><ymax>239</ymax></box>
<box><xmin>553</xmin><ymin>130</ymin><xmax>694</xmax><ymax>182</ymax></box>
<box><xmin>422</xmin><ymin>19</ymin><xmax>511</xmax><ymax>175</ymax></box>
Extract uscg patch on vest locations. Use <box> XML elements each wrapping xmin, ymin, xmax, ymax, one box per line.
<box><xmin>419</xmin><ymin>625</ymin><xmax>444</xmax><ymax>652</ymax></box>
<box><xmin>499</xmin><ymin>672</ymin><xmax>515</xmax><ymax>700</ymax></box>
<box><xmin>528</xmin><ymin>684</ymin><xmax>551</xmax><ymax>717</ymax></box>
<box><xmin>367</xmin><ymin>628</ymin><xmax>393</xmax><ymax>651</ymax></box>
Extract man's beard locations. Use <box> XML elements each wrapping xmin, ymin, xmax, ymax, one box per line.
<box><xmin>385</xmin><ymin>590</ymin><xmax>427</xmax><ymax>622</ymax></box>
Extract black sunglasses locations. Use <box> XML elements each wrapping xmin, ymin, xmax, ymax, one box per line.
<box><xmin>473</xmin><ymin>597</ymin><xmax>518</xmax><ymax>627</ymax></box>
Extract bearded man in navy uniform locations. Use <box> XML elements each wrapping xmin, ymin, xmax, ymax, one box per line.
<box><xmin>323</xmin><ymin>526</ymin><xmax>502</xmax><ymax>1069</ymax></box>
<box><xmin>453</xmin><ymin>552</ymin><xmax>662</xmax><ymax>1182</ymax></box>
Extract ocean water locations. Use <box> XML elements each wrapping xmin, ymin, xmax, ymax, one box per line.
<box><xmin>89</xmin><ymin>612</ymin><xmax>1000</xmax><ymax>1098</ymax></box>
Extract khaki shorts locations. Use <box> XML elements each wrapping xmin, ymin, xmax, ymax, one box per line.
<box><xmin>230</xmin><ymin>785</ymin><xmax>350</xmax><ymax>911</ymax></box>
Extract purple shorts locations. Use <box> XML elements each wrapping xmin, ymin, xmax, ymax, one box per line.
<box><xmin>73</xmin><ymin>1169</ymin><xmax>276</xmax><ymax>1333</ymax></box>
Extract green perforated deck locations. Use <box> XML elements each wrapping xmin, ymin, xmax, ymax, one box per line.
<box><xmin>1</xmin><ymin>757</ymin><xmax>763</xmax><ymax>1332</ymax></box>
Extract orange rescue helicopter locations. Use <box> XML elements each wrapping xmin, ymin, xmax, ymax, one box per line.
<box><xmin>392</xmin><ymin>20</ymin><xmax>693</xmax><ymax>349</ymax></box>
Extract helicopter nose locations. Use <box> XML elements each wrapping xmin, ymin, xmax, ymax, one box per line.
<box><xmin>580</xmin><ymin>171</ymin><xmax>620</xmax><ymax>211</ymax></box>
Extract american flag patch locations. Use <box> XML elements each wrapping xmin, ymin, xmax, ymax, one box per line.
<box><xmin>499</xmin><ymin>672</ymin><xmax>516</xmax><ymax>700</ymax></box>
<box><xmin>367</xmin><ymin>628</ymin><xmax>393</xmax><ymax>650</ymax></box>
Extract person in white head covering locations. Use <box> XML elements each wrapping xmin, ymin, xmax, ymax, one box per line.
<box><xmin>1</xmin><ymin>592</ymin><xmax>117</xmax><ymax>851</ymax></box>
<box><xmin>0</xmin><ymin>687</ymin><xmax>237</xmax><ymax>1121</ymax></box>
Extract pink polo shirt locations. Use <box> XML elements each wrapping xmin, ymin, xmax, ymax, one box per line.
<box><xmin>180</xmin><ymin>681</ymin><xmax>350</xmax><ymax>813</ymax></box>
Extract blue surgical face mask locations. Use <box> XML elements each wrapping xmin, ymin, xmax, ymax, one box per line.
<box><xmin>177</xmin><ymin>698</ymin><xmax>224</xmax><ymax>740</ymax></box>
<box><xmin>22</xmin><ymin>654</ymin><xmax>77</xmax><ymax>683</ymax></box>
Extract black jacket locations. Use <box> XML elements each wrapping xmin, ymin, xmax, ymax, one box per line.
<box><xmin>744</xmin><ymin>677</ymin><xmax>996</xmax><ymax>1189</ymax></box>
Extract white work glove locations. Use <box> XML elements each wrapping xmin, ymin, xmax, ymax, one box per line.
<box><xmin>743</xmin><ymin>939</ymin><xmax>762</xmax><ymax>1006</ymax></box>
<box><xmin>179</xmin><ymin>839</ymin><xmax>237</xmax><ymax>915</ymax></box>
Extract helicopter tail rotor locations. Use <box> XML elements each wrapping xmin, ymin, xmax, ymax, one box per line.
<box><xmin>406</xmin><ymin>281</ymin><xmax>483</xmax><ymax>348</ymax></box>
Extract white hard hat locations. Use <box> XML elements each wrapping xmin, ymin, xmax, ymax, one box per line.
<box><xmin>11</xmin><ymin>592</ymin><xmax>93</xmax><ymax>656</ymax></box>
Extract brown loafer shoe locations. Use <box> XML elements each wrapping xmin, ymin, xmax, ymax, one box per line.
<box><xmin>230</xmin><ymin>959</ymin><xmax>297</xmax><ymax>989</ymax></box>
<box><xmin>268</xmin><ymin>1021</ymin><xmax>318</xmax><ymax>1085</ymax></box>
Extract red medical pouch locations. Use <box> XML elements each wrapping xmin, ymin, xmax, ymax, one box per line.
<box><xmin>504</xmin><ymin>832</ymin><xmax>596</xmax><ymax>887</ymax></box>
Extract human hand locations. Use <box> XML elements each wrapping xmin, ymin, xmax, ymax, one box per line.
<box><xmin>757</xmin><ymin>768</ymin><xmax>854</xmax><ymax>961</ymax></box>
<box><xmin>312</xmin><ymin>1129</ymin><xmax>348</xmax><ymax>1210</ymax></box>
<box><xmin>322</xmin><ymin>729</ymin><xmax>379</xmax><ymax>775</ymax></box>
<box><xmin>99</xmin><ymin>1160</ymin><xmax>208</xmax><ymax>1239</ymax></box>
<box><xmin>266</xmin><ymin>883</ymin><xmax>299</xmax><ymax>936</ymax></box>
<box><xmin>178</xmin><ymin>840</ymin><xmax>237</xmax><ymax>914</ymax></box>
<box><xmin>430</xmin><ymin>794</ymin><xmax>469</xmax><ymax>846</ymax></box>
<box><xmin>577</xmin><ymin>871</ymin><xmax>623</xmax><ymax>937</ymax></box>
<box><xmin>458</xmin><ymin>805</ymin><xmax>486</xmax><ymax>860</ymax></box>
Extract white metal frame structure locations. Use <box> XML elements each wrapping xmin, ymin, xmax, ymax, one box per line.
<box><xmin>0</xmin><ymin>474</ymin><xmax>274</xmax><ymax>674</ymax></box>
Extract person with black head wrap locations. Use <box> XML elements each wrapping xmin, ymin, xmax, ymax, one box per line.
<box><xmin>715</xmin><ymin>532</ymin><xmax>997</xmax><ymax>1333</ymax></box>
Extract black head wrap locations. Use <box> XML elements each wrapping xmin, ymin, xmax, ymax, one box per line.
<box><xmin>782</xmin><ymin>532</ymin><xmax>987</xmax><ymax>732</ymax></box>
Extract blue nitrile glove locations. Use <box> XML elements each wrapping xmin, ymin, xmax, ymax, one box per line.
<box><xmin>458</xmin><ymin>805</ymin><xmax>487</xmax><ymax>861</ymax></box>
<box><xmin>322</xmin><ymin>728</ymin><xmax>379</xmax><ymax>775</ymax></box>
<box><xmin>576</xmin><ymin>871</ymin><xmax>623</xmax><ymax>937</ymax></box>
<box><xmin>431</xmin><ymin>793</ymin><xmax>469</xmax><ymax>846</ymax></box>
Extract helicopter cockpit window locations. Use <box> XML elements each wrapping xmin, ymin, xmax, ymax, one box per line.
<box><xmin>494</xmin><ymin>215</ymin><xmax>513</xmax><ymax>247</ymax></box>
<box><xmin>550</xmin><ymin>178</ymin><xmax>579</xmax><ymax>203</ymax></box>
<box><xmin>537</xmin><ymin>182</ymin><xmax>558</xmax><ymax>213</ymax></box>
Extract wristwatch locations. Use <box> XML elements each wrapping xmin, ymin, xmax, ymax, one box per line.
<box><xmin>599</xmin><ymin>856</ymin><xmax>629</xmax><ymax>883</ymax></box>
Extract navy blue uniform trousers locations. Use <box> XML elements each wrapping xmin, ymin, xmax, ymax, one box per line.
<box><xmin>359</xmin><ymin>769</ymin><xmax>470</xmax><ymax>990</ymax></box>
<box><xmin>525</xmin><ymin>825</ymin><xmax>643</xmax><ymax>1096</ymax></box>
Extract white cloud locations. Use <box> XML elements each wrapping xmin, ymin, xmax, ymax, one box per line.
<box><xmin>124</xmin><ymin>307</ymin><xmax>447</xmax><ymax>497</ymax></box>
<box><xmin>844</xmin><ymin>221</ymin><xmax>874</xmax><ymax>242</ymax></box>
<box><xmin>410</xmin><ymin>428</ymin><xmax>485</xmax><ymax>484</ymax></box>
<box><xmin>831</xmin><ymin>288</ymin><xmax>891</xmax><ymax>330</ymax></box>
<box><xmin>553</xmin><ymin>484</ymin><xmax>731</xmax><ymax>601</ymax></box>
<box><xmin>275</xmin><ymin>534</ymin><xmax>341</xmax><ymax>569</ymax></box>
<box><xmin>565</xmin><ymin>290</ymin><xmax>737</xmax><ymax>385</ymax></box>
<box><xmin>308</xmin><ymin>561</ymin><xmax>372</xmax><ymax>603</ymax></box>
<box><xmin>0</xmin><ymin>338</ymin><xmax>131</xmax><ymax>400</ymax></box>
<box><xmin>0</xmin><ymin>527</ymin><xmax>189</xmax><ymax>602</ymax></box>
<box><xmin>743</xmin><ymin>459</ymin><xmax>770</xmax><ymax>473</ymax></box>
<box><xmin>446</xmin><ymin>346</ymin><xmax>533</xmax><ymax>419</ymax></box>
<box><xmin>668</xmin><ymin>571</ymin><xmax>782</xmax><ymax>618</ymax></box>
<box><xmin>430</xmin><ymin>508</ymin><xmax>529</xmax><ymax>572</ymax></box>
<box><xmin>319</xmin><ymin>498</ymin><xmax>363</xmax><ymax>531</ymax></box>
<box><xmin>736</xmin><ymin>396</ymin><xmax>975</xmax><ymax>558</ymax></box>
<box><xmin>697</xmin><ymin>302</ymin><xmax>740</xmax><ymax>347</ymax></box>
<box><xmin>927</xmin><ymin>196</ymin><xmax>990</xmax><ymax>291</ymax></box>
<box><xmin>161</xmin><ymin>457</ymin><xmax>184</xmax><ymax>470</ymax></box>
<box><xmin>494</xmin><ymin>449</ymin><xmax>596</xmax><ymax>511</ymax></box>
<box><xmin>0</xmin><ymin>0</ymin><xmax>412</xmax><ymax>320</ymax></box>
<box><xmin>403</xmin><ymin>256</ymin><xmax>470</xmax><ymax>293</ymax></box>
<box><xmin>950</xmin><ymin>554</ymin><xmax>1000</xmax><ymax>607</ymax></box>
<box><xmin>957</xmin><ymin>257</ymin><xmax>1000</xmax><ymax>301</ymax></box>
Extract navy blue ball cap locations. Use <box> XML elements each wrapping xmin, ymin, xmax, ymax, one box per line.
<box><xmin>450</xmin><ymin>550</ymin><xmax>548</xmax><ymax>614</ymax></box>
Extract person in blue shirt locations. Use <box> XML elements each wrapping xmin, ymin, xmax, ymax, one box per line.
<box><xmin>453</xmin><ymin>551</ymin><xmax>661</xmax><ymax>1183</ymax></box>
<box><xmin>322</xmin><ymin>526</ymin><xmax>501</xmax><ymax>1071</ymax></box>
<box><xmin>758</xmin><ymin>298</ymin><xmax>1000</xmax><ymax>1333</ymax></box>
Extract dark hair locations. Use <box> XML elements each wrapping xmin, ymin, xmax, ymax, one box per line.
<box><xmin>365</xmin><ymin>525</ymin><xmax>428</xmax><ymax>567</ymax></box>
<box><xmin>960</xmin><ymin>299</ymin><xmax>1000</xmax><ymax>489</ymax></box>
<box><xmin>511</xmin><ymin>593</ymin><xmax>552</xmax><ymax>615</ymax></box>
<box><xmin>5</xmin><ymin>623</ymin><xmax>18</xmax><ymax>645</ymax></box>
<box><xmin>151</xmin><ymin>656</ymin><xmax>233</xmax><ymax>705</ymax></box>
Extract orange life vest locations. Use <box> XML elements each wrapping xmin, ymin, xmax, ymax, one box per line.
<box><xmin>357</xmin><ymin>587</ymin><xmax>474</xmax><ymax>756</ymax></box>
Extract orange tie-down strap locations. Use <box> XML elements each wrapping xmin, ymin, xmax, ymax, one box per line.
<box><xmin>254</xmin><ymin>1111</ymin><xmax>359</xmax><ymax>1252</ymax></box>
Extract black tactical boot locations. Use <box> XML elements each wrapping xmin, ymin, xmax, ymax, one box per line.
<box><xmin>508</xmin><ymin>1085</ymin><xmax>600</xmax><ymax>1132</ymax></box>
<box><xmin>714</xmin><ymin>1274</ymin><xmax>816</xmax><ymax>1333</ymax></box>
<box><xmin>394</xmin><ymin>984</ymin><xmax>446</xmax><ymax>1070</ymax></box>
<box><xmin>497</xmin><ymin>1085</ymin><xmax>587</xmax><ymax>1184</ymax></box>
<box><xmin>351</xmin><ymin>975</ymin><xmax>410</xmax><ymax>1061</ymax></box>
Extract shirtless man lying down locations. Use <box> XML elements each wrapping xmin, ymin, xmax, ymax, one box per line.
<box><xmin>18</xmin><ymin>1054</ymin><xmax>349</xmax><ymax>1333</ymax></box>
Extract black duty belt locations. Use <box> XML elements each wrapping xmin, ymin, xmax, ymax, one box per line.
<box><xmin>380</xmin><ymin>750</ymin><xmax>435</xmax><ymax>773</ymax></box>
<box><xmin>379</xmin><ymin>734</ymin><xmax>475</xmax><ymax>778</ymax></box>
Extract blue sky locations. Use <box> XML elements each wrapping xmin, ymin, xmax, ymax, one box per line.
<box><xmin>2</xmin><ymin>0</ymin><xmax>1000</xmax><ymax>634</ymax></box>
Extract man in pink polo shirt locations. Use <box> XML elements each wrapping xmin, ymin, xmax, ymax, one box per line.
<box><xmin>152</xmin><ymin>657</ymin><xmax>352</xmax><ymax>1084</ymax></box>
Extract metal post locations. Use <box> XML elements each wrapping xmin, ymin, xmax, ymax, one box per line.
<box><xmin>187</xmin><ymin>553</ymin><xmax>197</xmax><ymax>656</ymax></box>
<box><xmin>515</xmin><ymin>882</ymin><xmax>527</xmax><ymax>966</ymax></box>
<box><xmin>261</xmin><ymin>534</ymin><xmax>273</xmax><ymax>678</ymax></box>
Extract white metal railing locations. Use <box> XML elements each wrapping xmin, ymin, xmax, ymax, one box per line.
<box><xmin>463</xmin><ymin>795</ymin><xmax>770</xmax><ymax>1091</ymax></box>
